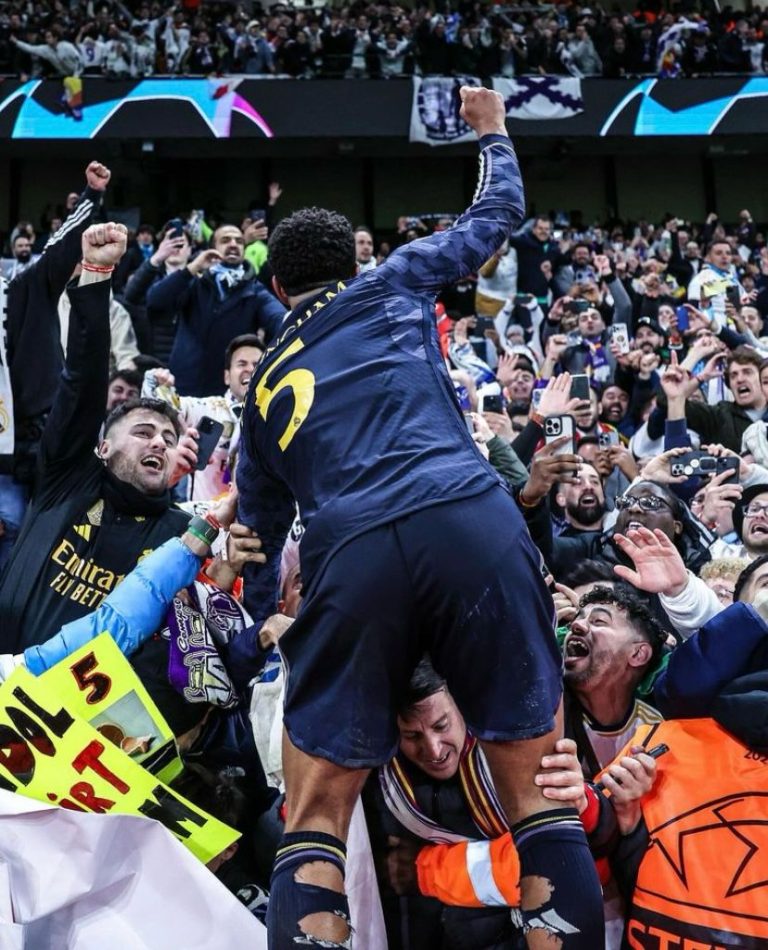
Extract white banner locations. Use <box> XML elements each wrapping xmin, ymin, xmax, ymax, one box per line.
<box><xmin>0</xmin><ymin>279</ymin><xmax>14</xmax><ymax>455</ymax></box>
<box><xmin>0</xmin><ymin>791</ymin><xmax>267</xmax><ymax>948</ymax></box>
<box><xmin>409</xmin><ymin>76</ymin><xmax>481</xmax><ymax>146</ymax></box>
<box><xmin>493</xmin><ymin>77</ymin><xmax>584</xmax><ymax>120</ymax></box>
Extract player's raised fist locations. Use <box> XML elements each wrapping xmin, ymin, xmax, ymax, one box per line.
<box><xmin>459</xmin><ymin>86</ymin><xmax>508</xmax><ymax>138</ymax></box>
<box><xmin>85</xmin><ymin>161</ymin><xmax>111</xmax><ymax>192</ymax></box>
<box><xmin>81</xmin><ymin>222</ymin><xmax>128</xmax><ymax>267</ymax></box>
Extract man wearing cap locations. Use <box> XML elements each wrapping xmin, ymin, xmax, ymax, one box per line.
<box><xmin>634</xmin><ymin>316</ymin><xmax>666</xmax><ymax>354</ymax></box>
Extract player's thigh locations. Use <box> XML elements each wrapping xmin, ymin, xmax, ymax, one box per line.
<box><xmin>280</xmin><ymin>526</ymin><xmax>422</xmax><ymax>769</ymax></box>
<box><xmin>404</xmin><ymin>489</ymin><xmax>562</xmax><ymax>742</ymax></box>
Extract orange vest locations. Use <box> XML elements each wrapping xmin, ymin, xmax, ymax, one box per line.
<box><xmin>618</xmin><ymin>720</ymin><xmax>768</xmax><ymax>949</ymax></box>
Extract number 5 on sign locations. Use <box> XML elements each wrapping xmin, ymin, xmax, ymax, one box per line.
<box><xmin>254</xmin><ymin>337</ymin><xmax>315</xmax><ymax>451</ymax></box>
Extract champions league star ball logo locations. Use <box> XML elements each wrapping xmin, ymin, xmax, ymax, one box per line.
<box><xmin>416</xmin><ymin>77</ymin><xmax>481</xmax><ymax>142</ymax></box>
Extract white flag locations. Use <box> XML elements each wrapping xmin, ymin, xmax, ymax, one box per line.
<box><xmin>493</xmin><ymin>77</ymin><xmax>584</xmax><ymax>120</ymax></box>
<box><xmin>410</xmin><ymin>75</ymin><xmax>481</xmax><ymax>146</ymax></box>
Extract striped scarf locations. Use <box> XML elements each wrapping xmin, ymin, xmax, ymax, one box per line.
<box><xmin>379</xmin><ymin>733</ymin><xmax>508</xmax><ymax>844</ymax></box>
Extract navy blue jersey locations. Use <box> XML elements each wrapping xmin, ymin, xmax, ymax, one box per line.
<box><xmin>238</xmin><ymin>134</ymin><xmax>525</xmax><ymax>623</ymax></box>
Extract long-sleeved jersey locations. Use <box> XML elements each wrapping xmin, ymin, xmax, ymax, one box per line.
<box><xmin>238</xmin><ymin>134</ymin><xmax>525</xmax><ymax>623</ymax></box>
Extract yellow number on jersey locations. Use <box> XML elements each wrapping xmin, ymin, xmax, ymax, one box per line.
<box><xmin>254</xmin><ymin>337</ymin><xmax>316</xmax><ymax>451</ymax></box>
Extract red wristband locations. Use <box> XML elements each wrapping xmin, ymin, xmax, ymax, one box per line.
<box><xmin>81</xmin><ymin>261</ymin><xmax>115</xmax><ymax>273</ymax></box>
<box><xmin>204</xmin><ymin>513</ymin><xmax>222</xmax><ymax>532</ymax></box>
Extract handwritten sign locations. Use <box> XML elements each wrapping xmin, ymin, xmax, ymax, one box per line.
<box><xmin>40</xmin><ymin>633</ymin><xmax>182</xmax><ymax>783</ymax></box>
<box><xmin>0</xmin><ymin>667</ymin><xmax>237</xmax><ymax>864</ymax></box>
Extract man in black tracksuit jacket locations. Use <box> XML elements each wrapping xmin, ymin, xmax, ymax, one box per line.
<box><xmin>1</xmin><ymin>161</ymin><xmax>110</xmax><ymax>485</ymax></box>
<box><xmin>0</xmin><ymin>226</ymin><xmax>189</xmax><ymax>653</ymax></box>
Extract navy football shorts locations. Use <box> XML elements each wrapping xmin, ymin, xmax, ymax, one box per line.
<box><xmin>279</xmin><ymin>486</ymin><xmax>562</xmax><ymax>768</ymax></box>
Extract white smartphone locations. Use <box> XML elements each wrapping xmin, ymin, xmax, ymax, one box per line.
<box><xmin>543</xmin><ymin>414</ymin><xmax>575</xmax><ymax>455</ymax></box>
<box><xmin>609</xmin><ymin>323</ymin><xmax>630</xmax><ymax>355</ymax></box>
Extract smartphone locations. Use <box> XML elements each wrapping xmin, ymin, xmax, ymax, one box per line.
<box><xmin>609</xmin><ymin>322</ymin><xmax>630</xmax><ymax>355</ymax></box>
<box><xmin>473</xmin><ymin>316</ymin><xmax>495</xmax><ymax>334</ymax></box>
<box><xmin>195</xmin><ymin>416</ymin><xmax>224</xmax><ymax>471</ymax></box>
<box><xmin>670</xmin><ymin>451</ymin><xmax>718</xmax><ymax>478</ymax></box>
<box><xmin>725</xmin><ymin>284</ymin><xmax>741</xmax><ymax>310</ymax></box>
<box><xmin>566</xmin><ymin>299</ymin><xmax>590</xmax><ymax>314</ymax></box>
<box><xmin>249</xmin><ymin>208</ymin><xmax>267</xmax><ymax>224</ymax></box>
<box><xmin>598</xmin><ymin>429</ymin><xmax>619</xmax><ymax>449</ymax></box>
<box><xmin>594</xmin><ymin>743</ymin><xmax>668</xmax><ymax>792</ymax></box>
<box><xmin>168</xmin><ymin>217</ymin><xmax>185</xmax><ymax>239</ymax></box>
<box><xmin>716</xmin><ymin>456</ymin><xmax>740</xmax><ymax>486</ymax></box>
<box><xmin>481</xmin><ymin>393</ymin><xmax>504</xmax><ymax>415</ymax></box>
<box><xmin>463</xmin><ymin>412</ymin><xmax>475</xmax><ymax>434</ymax></box>
<box><xmin>570</xmin><ymin>374</ymin><xmax>591</xmax><ymax>402</ymax></box>
<box><xmin>531</xmin><ymin>388</ymin><xmax>543</xmax><ymax>409</ymax></box>
<box><xmin>676</xmin><ymin>305</ymin><xmax>689</xmax><ymax>332</ymax></box>
<box><xmin>543</xmin><ymin>414</ymin><xmax>575</xmax><ymax>455</ymax></box>
<box><xmin>566</xmin><ymin>330</ymin><xmax>583</xmax><ymax>347</ymax></box>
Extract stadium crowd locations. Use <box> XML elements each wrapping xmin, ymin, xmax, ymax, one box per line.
<box><xmin>0</xmin><ymin>150</ymin><xmax>767</xmax><ymax>949</ymax></box>
<box><xmin>0</xmin><ymin>0</ymin><xmax>767</xmax><ymax>79</ymax></box>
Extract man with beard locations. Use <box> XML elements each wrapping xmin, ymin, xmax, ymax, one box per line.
<box><xmin>147</xmin><ymin>224</ymin><xmax>285</xmax><ymax>398</ymax></box>
<box><xmin>562</xmin><ymin>586</ymin><xmax>665</xmax><ymax>777</ymax></box>
<box><xmin>633</xmin><ymin>316</ymin><xmax>665</xmax><ymax>354</ymax></box>
<box><xmin>599</xmin><ymin>384</ymin><xmax>630</xmax><ymax>429</ymax></box>
<box><xmin>1</xmin><ymin>232</ymin><xmax>38</xmax><ymax>280</ymax></box>
<box><xmin>552</xmin><ymin>463</ymin><xmax>607</xmax><ymax>576</ymax></box>
<box><xmin>0</xmin><ymin>222</ymin><xmax>194</xmax><ymax>653</ymax></box>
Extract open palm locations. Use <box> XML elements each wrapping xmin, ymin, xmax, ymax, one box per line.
<box><xmin>613</xmin><ymin>527</ymin><xmax>687</xmax><ymax>596</ymax></box>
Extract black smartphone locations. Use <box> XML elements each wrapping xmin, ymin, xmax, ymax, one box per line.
<box><xmin>481</xmin><ymin>393</ymin><xmax>504</xmax><ymax>414</ymax></box>
<box><xmin>195</xmin><ymin>416</ymin><xmax>224</xmax><ymax>471</ymax></box>
<box><xmin>249</xmin><ymin>208</ymin><xmax>267</xmax><ymax>224</ymax></box>
<box><xmin>670</xmin><ymin>451</ymin><xmax>717</xmax><ymax>478</ymax></box>
<box><xmin>570</xmin><ymin>374</ymin><xmax>591</xmax><ymax>402</ymax></box>
<box><xmin>594</xmin><ymin>743</ymin><xmax>669</xmax><ymax>792</ymax></box>
<box><xmin>168</xmin><ymin>217</ymin><xmax>185</xmax><ymax>239</ymax></box>
<box><xmin>566</xmin><ymin>299</ymin><xmax>590</xmax><ymax>314</ymax></box>
<box><xmin>725</xmin><ymin>284</ymin><xmax>741</xmax><ymax>310</ymax></box>
<box><xmin>716</xmin><ymin>456</ymin><xmax>740</xmax><ymax>486</ymax></box>
<box><xmin>473</xmin><ymin>316</ymin><xmax>495</xmax><ymax>334</ymax></box>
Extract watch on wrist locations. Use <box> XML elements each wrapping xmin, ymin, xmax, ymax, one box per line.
<box><xmin>188</xmin><ymin>514</ymin><xmax>219</xmax><ymax>547</ymax></box>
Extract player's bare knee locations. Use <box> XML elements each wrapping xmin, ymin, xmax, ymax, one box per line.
<box><xmin>292</xmin><ymin>860</ymin><xmax>351</xmax><ymax>946</ymax></box>
<box><xmin>297</xmin><ymin>910</ymin><xmax>352</xmax><ymax>947</ymax></box>
<box><xmin>294</xmin><ymin>859</ymin><xmax>344</xmax><ymax>892</ymax></box>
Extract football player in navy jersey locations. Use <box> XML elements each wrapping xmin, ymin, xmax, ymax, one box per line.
<box><xmin>239</xmin><ymin>87</ymin><xmax>604</xmax><ymax>949</ymax></box>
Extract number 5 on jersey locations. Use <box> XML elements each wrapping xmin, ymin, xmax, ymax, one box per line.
<box><xmin>254</xmin><ymin>337</ymin><xmax>316</xmax><ymax>451</ymax></box>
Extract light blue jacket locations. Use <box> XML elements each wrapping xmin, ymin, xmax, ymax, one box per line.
<box><xmin>24</xmin><ymin>538</ymin><xmax>200</xmax><ymax>675</ymax></box>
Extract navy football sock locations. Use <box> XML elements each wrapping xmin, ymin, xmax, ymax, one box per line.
<box><xmin>266</xmin><ymin>831</ymin><xmax>351</xmax><ymax>950</ymax></box>
<box><xmin>512</xmin><ymin>808</ymin><xmax>604</xmax><ymax>947</ymax></box>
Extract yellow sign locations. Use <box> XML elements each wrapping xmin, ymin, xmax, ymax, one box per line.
<box><xmin>0</xmin><ymin>667</ymin><xmax>238</xmax><ymax>864</ymax></box>
<box><xmin>701</xmin><ymin>276</ymin><xmax>730</xmax><ymax>298</ymax></box>
<box><xmin>40</xmin><ymin>633</ymin><xmax>182</xmax><ymax>783</ymax></box>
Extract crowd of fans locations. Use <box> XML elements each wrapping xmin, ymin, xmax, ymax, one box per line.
<box><xmin>0</xmin><ymin>154</ymin><xmax>767</xmax><ymax>948</ymax></box>
<box><xmin>0</xmin><ymin>0</ymin><xmax>767</xmax><ymax>80</ymax></box>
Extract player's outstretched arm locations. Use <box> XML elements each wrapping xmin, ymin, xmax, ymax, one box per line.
<box><xmin>379</xmin><ymin>86</ymin><xmax>524</xmax><ymax>295</ymax></box>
